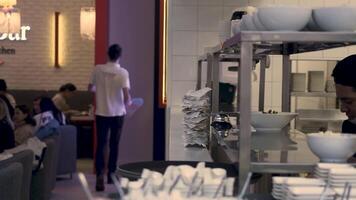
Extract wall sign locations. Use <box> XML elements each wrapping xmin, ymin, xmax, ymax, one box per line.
<box><xmin>0</xmin><ymin>46</ymin><xmax>16</xmax><ymax>54</ymax></box>
<box><xmin>0</xmin><ymin>26</ymin><xmax>30</xmax><ymax>41</ymax></box>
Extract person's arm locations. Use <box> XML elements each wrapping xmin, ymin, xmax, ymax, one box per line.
<box><xmin>88</xmin><ymin>84</ymin><xmax>95</xmax><ymax>92</ymax></box>
<box><xmin>88</xmin><ymin>68</ymin><xmax>96</xmax><ymax>92</ymax></box>
<box><xmin>123</xmin><ymin>87</ymin><xmax>132</xmax><ymax>106</ymax></box>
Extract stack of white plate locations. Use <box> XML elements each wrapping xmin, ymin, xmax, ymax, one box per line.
<box><xmin>285</xmin><ymin>186</ymin><xmax>335</xmax><ymax>200</ymax></box>
<box><xmin>334</xmin><ymin>188</ymin><xmax>356</xmax><ymax>200</ymax></box>
<box><xmin>272</xmin><ymin>177</ymin><xmax>326</xmax><ymax>200</ymax></box>
<box><xmin>272</xmin><ymin>177</ymin><xmax>287</xmax><ymax>199</ymax></box>
<box><xmin>314</xmin><ymin>163</ymin><xmax>353</xmax><ymax>180</ymax></box>
<box><xmin>182</xmin><ymin>88</ymin><xmax>212</xmax><ymax>147</ymax></box>
<box><xmin>329</xmin><ymin>168</ymin><xmax>356</xmax><ymax>188</ymax></box>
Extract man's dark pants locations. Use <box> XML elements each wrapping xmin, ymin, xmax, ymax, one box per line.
<box><xmin>95</xmin><ymin>115</ymin><xmax>125</xmax><ymax>176</ymax></box>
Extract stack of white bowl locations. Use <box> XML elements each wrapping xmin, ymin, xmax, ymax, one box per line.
<box><xmin>329</xmin><ymin>168</ymin><xmax>356</xmax><ymax>188</ymax></box>
<box><xmin>272</xmin><ymin>177</ymin><xmax>287</xmax><ymax>199</ymax></box>
<box><xmin>311</xmin><ymin>7</ymin><xmax>356</xmax><ymax>31</ymax></box>
<box><xmin>314</xmin><ymin>163</ymin><xmax>353</xmax><ymax>180</ymax></box>
<box><xmin>285</xmin><ymin>186</ymin><xmax>335</xmax><ymax>200</ymax></box>
<box><xmin>237</xmin><ymin>6</ymin><xmax>312</xmax><ymax>32</ymax></box>
<box><xmin>182</xmin><ymin>88</ymin><xmax>211</xmax><ymax>147</ymax></box>
<box><xmin>272</xmin><ymin>177</ymin><xmax>326</xmax><ymax>200</ymax></box>
<box><xmin>232</xmin><ymin>6</ymin><xmax>356</xmax><ymax>33</ymax></box>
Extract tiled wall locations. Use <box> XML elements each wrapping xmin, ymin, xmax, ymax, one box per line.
<box><xmin>0</xmin><ymin>0</ymin><xmax>94</xmax><ymax>91</ymax></box>
<box><xmin>168</xmin><ymin>0</ymin><xmax>356</xmax><ymax>115</ymax></box>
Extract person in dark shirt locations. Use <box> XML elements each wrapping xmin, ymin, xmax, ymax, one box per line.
<box><xmin>0</xmin><ymin>95</ymin><xmax>15</xmax><ymax>153</ymax></box>
<box><xmin>332</xmin><ymin>54</ymin><xmax>356</xmax><ymax>134</ymax></box>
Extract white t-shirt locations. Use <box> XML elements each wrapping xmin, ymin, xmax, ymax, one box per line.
<box><xmin>90</xmin><ymin>62</ymin><xmax>130</xmax><ymax>117</ymax></box>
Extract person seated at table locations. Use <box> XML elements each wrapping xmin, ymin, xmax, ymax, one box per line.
<box><xmin>13</xmin><ymin>105</ymin><xmax>36</xmax><ymax>146</ymax></box>
<box><xmin>332</xmin><ymin>54</ymin><xmax>356</xmax><ymax>134</ymax></box>
<box><xmin>34</xmin><ymin>97</ymin><xmax>64</xmax><ymax>140</ymax></box>
<box><xmin>52</xmin><ymin>83</ymin><xmax>80</xmax><ymax>117</ymax></box>
<box><xmin>0</xmin><ymin>79</ymin><xmax>16</xmax><ymax>108</ymax></box>
<box><xmin>0</xmin><ymin>95</ymin><xmax>15</xmax><ymax>153</ymax></box>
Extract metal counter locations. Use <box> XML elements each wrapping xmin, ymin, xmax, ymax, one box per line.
<box><xmin>201</xmin><ymin>31</ymin><xmax>356</xmax><ymax>192</ymax></box>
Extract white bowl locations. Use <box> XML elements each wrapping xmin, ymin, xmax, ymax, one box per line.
<box><xmin>251</xmin><ymin>112</ymin><xmax>298</xmax><ymax>129</ymax></box>
<box><xmin>307</xmin><ymin>133</ymin><xmax>356</xmax><ymax>163</ymax></box>
<box><xmin>306</xmin><ymin>15</ymin><xmax>322</xmax><ymax>31</ymax></box>
<box><xmin>252</xmin><ymin>12</ymin><xmax>267</xmax><ymax>31</ymax></box>
<box><xmin>257</xmin><ymin>6</ymin><xmax>311</xmax><ymax>31</ymax></box>
<box><xmin>241</xmin><ymin>14</ymin><xmax>258</xmax><ymax>31</ymax></box>
<box><xmin>313</xmin><ymin>7</ymin><xmax>356</xmax><ymax>31</ymax></box>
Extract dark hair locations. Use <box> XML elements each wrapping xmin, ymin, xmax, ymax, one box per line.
<box><xmin>107</xmin><ymin>44</ymin><xmax>122</xmax><ymax>61</ymax></box>
<box><xmin>15</xmin><ymin>105</ymin><xmax>36</xmax><ymax>126</ymax></box>
<box><xmin>332</xmin><ymin>54</ymin><xmax>356</xmax><ymax>90</ymax></box>
<box><xmin>59</xmin><ymin>83</ymin><xmax>77</xmax><ymax>92</ymax></box>
<box><xmin>0</xmin><ymin>79</ymin><xmax>7</xmax><ymax>91</ymax></box>
<box><xmin>0</xmin><ymin>94</ymin><xmax>14</xmax><ymax>118</ymax></box>
<box><xmin>39</xmin><ymin>97</ymin><xmax>64</xmax><ymax>125</ymax></box>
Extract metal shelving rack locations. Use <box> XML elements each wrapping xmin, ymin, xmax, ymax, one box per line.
<box><xmin>203</xmin><ymin>31</ymin><xmax>356</xmax><ymax>192</ymax></box>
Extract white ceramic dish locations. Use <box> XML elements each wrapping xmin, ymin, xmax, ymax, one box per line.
<box><xmin>306</xmin><ymin>15</ymin><xmax>322</xmax><ymax>31</ymax></box>
<box><xmin>330</xmin><ymin>168</ymin><xmax>356</xmax><ymax>175</ymax></box>
<box><xmin>284</xmin><ymin>178</ymin><xmax>325</xmax><ymax>186</ymax></box>
<box><xmin>257</xmin><ymin>6</ymin><xmax>311</xmax><ymax>31</ymax></box>
<box><xmin>313</xmin><ymin>7</ymin><xmax>356</xmax><ymax>31</ymax></box>
<box><xmin>307</xmin><ymin>133</ymin><xmax>356</xmax><ymax>163</ymax></box>
<box><xmin>251</xmin><ymin>112</ymin><xmax>298</xmax><ymax>129</ymax></box>
<box><xmin>317</xmin><ymin>163</ymin><xmax>353</xmax><ymax>170</ymax></box>
<box><xmin>255</xmin><ymin>127</ymin><xmax>284</xmax><ymax>134</ymax></box>
<box><xmin>252</xmin><ymin>12</ymin><xmax>267</xmax><ymax>31</ymax></box>
<box><xmin>241</xmin><ymin>14</ymin><xmax>257</xmax><ymax>31</ymax></box>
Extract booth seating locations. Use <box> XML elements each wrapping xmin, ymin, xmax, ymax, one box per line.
<box><xmin>57</xmin><ymin>125</ymin><xmax>77</xmax><ymax>178</ymax></box>
<box><xmin>0</xmin><ymin>150</ymin><xmax>33</xmax><ymax>200</ymax></box>
<box><xmin>9</xmin><ymin>90</ymin><xmax>93</xmax><ymax>112</ymax></box>
<box><xmin>0</xmin><ymin>162</ymin><xmax>23</xmax><ymax>200</ymax></box>
<box><xmin>31</xmin><ymin>136</ymin><xmax>59</xmax><ymax>200</ymax></box>
<box><xmin>0</xmin><ymin>127</ymin><xmax>75</xmax><ymax>200</ymax></box>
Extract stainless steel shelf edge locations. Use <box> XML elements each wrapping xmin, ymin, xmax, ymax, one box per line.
<box><xmin>291</xmin><ymin>92</ymin><xmax>337</xmax><ymax>97</ymax></box>
<box><xmin>250</xmin><ymin>162</ymin><xmax>315</xmax><ymax>174</ymax></box>
<box><xmin>223</xmin><ymin>31</ymin><xmax>356</xmax><ymax>45</ymax></box>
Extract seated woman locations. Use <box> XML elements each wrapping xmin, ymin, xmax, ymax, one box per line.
<box><xmin>0</xmin><ymin>95</ymin><xmax>15</xmax><ymax>153</ymax></box>
<box><xmin>0</xmin><ymin>79</ymin><xmax>16</xmax><ymax>109</ymax></box>
<box><xmin>13</xmin><ymin>105</ymin><xmax>36</xmax><ymax>146</ymax></box>
<box><xmin>34</xmin><ymin>97</ymin><xmax>65</xmax><ymax>140</ymax></box>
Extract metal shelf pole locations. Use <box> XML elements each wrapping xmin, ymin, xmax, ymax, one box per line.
<box><xmin>212</xmin><ymin>53</ymin><xmax>220</xmax><ymax>113</ymax></box>
<box><xmin>259</xmin><ymin>57</ymin><xmax>267</xmax><ymax>112</ymax></box>
<box><xmin>238</xmin><ymin>41</ymin><xmax>253</xmax><ymax>192</ymax></box>
<box><xmin>282</xmin><ymin>54</ymin><xmax>292</xmax><ymax>112</ymax></box>
<box><xmin>196</xmin><ymin>60</ymin><xmax>203</xmax><ymax>90</ymax></box>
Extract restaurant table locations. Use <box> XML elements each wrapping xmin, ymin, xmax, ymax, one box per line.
<box><xmin>69</xmin><ymin>115</ymin><xmax>95</xmax><ymax>158</ymax></box>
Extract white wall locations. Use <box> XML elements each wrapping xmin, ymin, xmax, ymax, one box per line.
<box><xmin>0</xmin><ymin>0</ymin><xmax>94</xmax><ymax>91</ymax></box>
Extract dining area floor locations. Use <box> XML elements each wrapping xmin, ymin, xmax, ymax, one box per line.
<box><xmin>51</xmin><ymin>159</ymin><xmax>119</xmax><ymax>200</ymax></box>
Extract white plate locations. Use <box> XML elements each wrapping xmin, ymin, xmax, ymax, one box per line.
<box><xmin>317</xmin><ymin>163</ymin><xmax>352</xmax><ymax>170</ymax></box>
<box><xmin>284</xmin><ymin>178</ymin><xmax>325</xmax><ymax>186</ymax></box>
<box><xmin>334</xmin><ymin>187</ymin><xmax>356</xmax><ymax>196</ymax></box>
<box><xmin>288</xmin><ymin>186</ymin><xmax>335</xmax><ymax>195</ymax></box>
<box><xmin>273</xmin><ymin>176</ymin><xmax>289</xmax><ymax>184</ymax></box>
<box><xmin>330</xmin><ymin>168</ymin><xmax>356</xmax><ymax>175</ymax></box>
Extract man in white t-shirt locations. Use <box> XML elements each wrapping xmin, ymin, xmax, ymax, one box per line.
<box><xmin>88</xmin><ymin>44</ymin><xmax>132</xmax><ymax>192</ymax></box>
